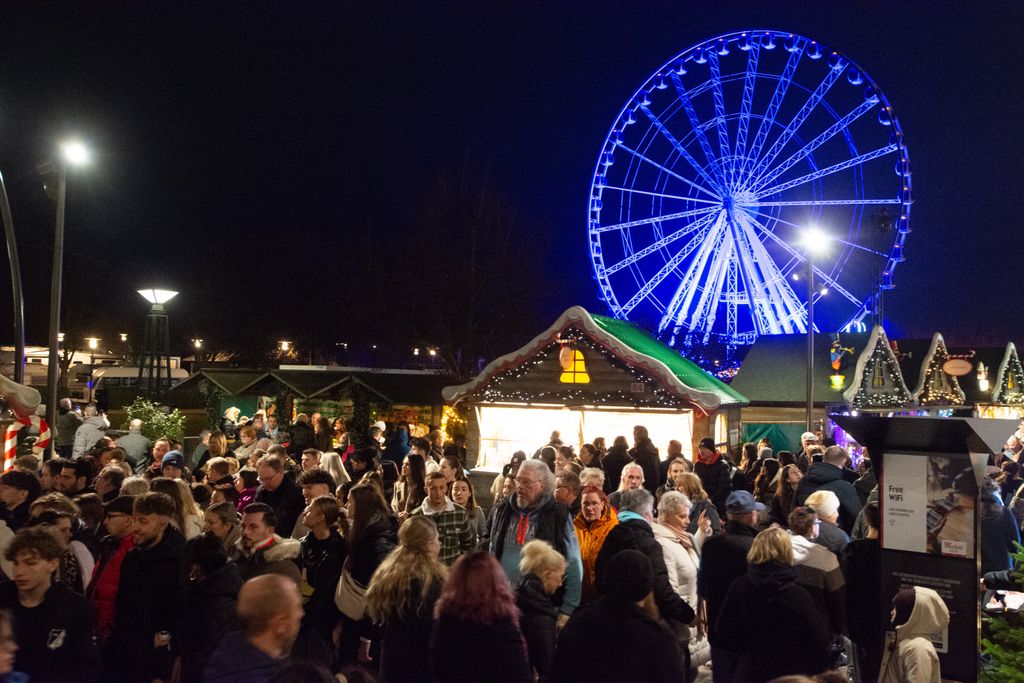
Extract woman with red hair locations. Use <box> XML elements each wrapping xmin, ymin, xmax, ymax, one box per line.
<box><xmin>573</xmin><ymin>485</ymin><xmax>618</xmax><ymax>606</ymax></box>
<box><xmin>429</xmin><ymin>551</ymin><xmax>532</xmax><ymax>682</ymax></box>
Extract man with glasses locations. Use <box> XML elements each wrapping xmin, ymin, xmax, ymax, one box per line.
<box><xmin>489</xmin><ymin>459</ymin><xmax>583</xmax><ymax>622</ymax></box>
<box><xmin>88</xmin><ymin>495</ymin><xmax>135</xmax><ymax>642</ymax></box>
<box><xmin>254</xmin><ymin>454</ymin><xmax>305</xmax><ymax>537</ymax></box>
<box><xmin>554</xmin><ymin>470</ymin><xmax>582</xmax><ymax>517</ymax></box>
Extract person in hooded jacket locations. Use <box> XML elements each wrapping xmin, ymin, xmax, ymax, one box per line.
<box><xmin>715</xmin><ymin>527</ymin><xmax>831</xmax><ymax>682</ymax></box>
<box><xmin>693</xmin><ymin>438</ymin><xmax>732</xmax><ymax>516</ymax></box>
<box><xmin>594</xmin><ymin>488</ymin><xmax>695</xmax><ymax>626</ymax></box>
<box><xmin>515</xmin><ymin>540</ymin><xmax>565</xmax><ymax>682</ymax></box>
<box><xmin>628</xmin><ymin>425</ymin><xmax>660</xmax><ymax>496</ymax></box>
<box><xmin>177</xmin><ymin>533</ymin><xmax>243</xmax><ymax>682</ymax></box>
<box><xmin>878</xmin><ymin>586</ymin><xmax>949</xmax><ymax>683</ymax></box>
<box><xmin>793</xmin><ymin>446</ymin><xmax>862</xmax><ymax>534</ymax></box>
<box><xmin>551</xmin><ymin>550</ymin><xmax>683</xmax><ymax>683</ymax></box>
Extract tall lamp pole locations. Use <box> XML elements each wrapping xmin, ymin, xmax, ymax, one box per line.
<box><xmin>44</xmin><ymin>141</ymin><xmax>90</xmax><ymax>438</ymax></box>
<box><xmin>0</xmin><ymin>173</ymin><xmax>24</xmax><ymax>384</ymax></box>
<box><xmin>802</xmin><ymin>227</ymin><xmax>828</xmax><ymax>433</ymax></box>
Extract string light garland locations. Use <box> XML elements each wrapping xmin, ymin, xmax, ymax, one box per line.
<box><xmin>476</xmin><ymin>327</ymin><xmax>690</xmax><ymax>408</ymax></box>
<box><xmin>916</xmin><ymin>335</ymin><xmax>965</xmax><ymax>406</ymax></box>
<box><xmin>994</xmin><ymin>343</ymin><xmax>1024</xmax><ymax>404</ymax></box>
<box><xmin>846</xmin><ymin>329</ymin><xmax>913</xmax><ymax>410</ymax></box>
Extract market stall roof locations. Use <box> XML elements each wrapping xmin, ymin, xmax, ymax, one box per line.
<box><xmin>442</xmin><ymin>306</ymin><xmax>747</xmax><ymax>412</ymax></box>
<box><xmin>173</xmin><ymin>369</ymin><xmax>270</xmax><ymax>395</ymax></box>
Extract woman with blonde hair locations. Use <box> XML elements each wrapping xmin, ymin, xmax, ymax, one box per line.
<box><xmin>320</xmin><ymin>452</ymin><xmax>351</xmax><ymax>488</ymax></box>
<box><xmin>198</xmin><ymin>431</ymin><xmax>234</xmax><ymax>471</ymax></box>
<box><xmin>366</xmin><ymin>515</ymin><xmax>446</xmax><ymax>683</ymax></box>
<box><xmin>674</xmin><ymin>472</ymin><xmax>721</xmax><ymax>536</ymax></box>
<box><xmin>515</xmin><ymin>540</ymin><xmax>566</xmax><ymax>681</ymax></box>
<box><xmin>716</xmin><ymin>528</ymin><xmax>830</xmax><ymax>681</ymax></box>
<box><xmin>150</xmin><ymin>477</ymin><xmax>203</xmax><ymax>539</ymax></box>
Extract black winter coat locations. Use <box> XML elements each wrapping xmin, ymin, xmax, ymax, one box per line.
<box><xmin>287</xmin><ymin>421</ymin><xmax>316</xmax><ymax>457</ymax></box>
<box><xmin>377</xmin><ymin>577</ymin><xmax>442</xmax><ymax>683</ymax></box>
<box><xmin>698</xmin><ymin>520</ymin><xmax>756</xmax><ymax>645</ymax></box>
<box><xmin>551</xmin><ymin>595</ymin><xmax>683</xmax><ymax>683</ymax></box>
<box><xmin>602</xmin><ymin>446</ymin><xmax>631</xmax><ymax>492</ymax></box>
<box><xmin>300</xmin><ymin>529</ymin><xmax>347</xmax><ymax>637</ymax></box>
<box><xmin>107</xmin><ymin>526</ymin><xmax>186</xmax><ymax>682</ymax></box>
<box><xmin>628</xmin><ymin>439</ymin><xmax>661</xmax><ymax>496</ymax></box>
<box><xmin>594</xmin><ymin>515</ymin><xmax>695</xmax><ymax>624</ymax></box>
<box><xmin>716</xmin><ymin>562</ymin><xmax>831</xmax><ymax>682</ymax></box>
<box><xmin>429</xmin><ymin>615</ymin><xmax>532</xmax><ymax>683</ymax></box>
<box><xmin>842</xmin><ymin>538</ymin><xmax>882</xmax><ymax>667</ymax></box>
<box><xmin>254</xmin><ymin>475</ymin><xmax>306</xmax><ymax>538</ymax></box>
<box><xmin>794</xmin><ymin>462</ymin><xmax>863</xmax><ymax>534</ymax></box>
<box><xmin>176</xmin><ymin>562</ymin><xmax>243</xmax><ymax>683</ymax></box>
<box><xmin>349</xmin><ymin>513</ymin><xmax>398</xmax><ymax>585</ymax></box>
<box><xmin>516</xmin><ymin>573</ymin><xmax>558</xmax><ymax>682</ymax></box>
<box><xmin>694</xmin><ymin>457</ymin><xmax>732</xmax><ymax>515</ymax></box>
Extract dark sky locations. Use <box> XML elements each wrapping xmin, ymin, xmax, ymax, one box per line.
<box><xmin>0</xmin><ymin>2</ymin><xmax>1021</xmax><ymax>358</ymax></box>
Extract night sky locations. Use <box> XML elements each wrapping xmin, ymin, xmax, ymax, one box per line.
<box><xmin>0</xmin><ymin>2</ymin><xmax>1021</xmax><ymax>363</ymax></box>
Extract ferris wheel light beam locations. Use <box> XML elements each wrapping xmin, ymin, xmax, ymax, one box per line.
<box><xmin>740</xmin><ymin>206</ymin><xmax>888</xmax><ymax>258</ymax></box>
<box><xmin>707</xmin><ymin>51</ymin><xmax>734</xmax><ymax>186</ymax></box>
<box><xmin>733</xmin><ymin>212</ymin><xmax>805</xmax><ymax>332</ymax></box>
<box><xmin>603</xmin><ymin>186</ymin><xmax>721</xmax><ymax>204</ymax></box>
<box><xmin>617</xmin><ymin>143</ymin><xmax>722</xmax><ymax>200</ymax></box>
<box><xmin>749</xmin><ymin>96</ymin><xmax>882</xmax><ymax>192</ymax></box>
<box><xmin>748</xmin><ymin>198</ymin><xmax>902</xmax><ymax>207</ymax></box>
<box><xmin>756</xmin><ymin>144</ymin><xmax>900</xmax><ymax>198</ymax></box>
<box><xmin>746</xmin><ymin>65</ymin><xmax>845</xmax><ymax>184</ymax></box>
<box><xmin>669</xmin><ymin>71</ymin><xmax>729</xmax><ymax>186</ymax></box>
<box><xmin>658</xmin><ymin>213</ymin><xmax>730</xmax><ymax>334</ymax></box>
<box><xmin>592</xmin><ymin>205</ymin><xmax>718</xmax><ymax>234</ymax></box>
<box><xmin>637</xmin><ymin>105</ymin><xmax>725</xmax><ymax>194</ymax></box>
<box><xmin>602</xmin><ymin>211</ymin><xmax>719</xmax><ymax>274</ymax></box>
<box><xmin>734</xmin><ymin>43</ymin><xmax>760</xmax><ymax>169</ymax></box>
<box><xmin>689</xmin><ymin>232</ymin><xmax>735</xmax><ymax>335</ymax></box>
<box><xmin>618</xmin><ymin>210</ymin><xmax>724</xmax><ymax>316</ymax></box>
<box><xmin>745</xmin><ymin>46</ymin><xmax>803</xmax><ymax>176</ymax></box>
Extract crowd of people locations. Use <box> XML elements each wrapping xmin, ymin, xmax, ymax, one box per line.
<box><xmin>2</xmin><ymin>403</ymin><xmax>1019</xmax><ymax>682</ymax></box>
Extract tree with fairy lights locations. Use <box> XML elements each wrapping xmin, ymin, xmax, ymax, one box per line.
<box><xmin>993</xmin><ymin>342</ymin><xmax>1024</xmax><ymax>404</ymax></box>
<box><xmin>842</xmin><ymin>325</ymin><xmax>913</xmax><ymax>409</ymax></box>
<box><xmin>914</xmin><ymin>333</ymin><xmax>965</xmax><ymax>406</ymax></box>
<box><xmin>981</xmin><ymin>543</ymin><xmax>1024</xmax><ymax>682</ymax></box>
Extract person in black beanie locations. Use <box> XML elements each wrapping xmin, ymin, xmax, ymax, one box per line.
<box><xmin>551</xmin><ymin>550</ymin><xmax>684</xmax><ymax>682</ymax></box>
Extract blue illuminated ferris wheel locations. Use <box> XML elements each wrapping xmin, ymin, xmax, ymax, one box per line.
<box><xmin>588</xmin><ymin>30</ymin><xmax>912</xmax><ymax>352</ymax></box>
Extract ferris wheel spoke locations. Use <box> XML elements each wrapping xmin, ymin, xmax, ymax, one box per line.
<box><xmin>686</xmin><ymin>231</ymin><xmax>735</xmax><ymax>337</ymax></box>
<box><xmin>637</xmin><ymin>104</ymin><xmax>726</xmax><ymax>194</ymax></box>
<box><xmin>746</xmin><ymin>198</ymin><xmax>901</xmax><ymax>207</ymax></box>
<box><xmin>745</xmin><ymin>65</ymin><xmax>845</xmax><ymax>186</ymax></box>
<box><xmin>617</xmin><ymin>143</ymin><xmax>722</xmax><ymax>200</ymax></box>
<box><xmin>601</xmin><ymin>211</ymin><xmax>719</xmax><ymax>274</ymax></box>
<box><xmin>745</xmin><ymin>47</ymin><xmax>802</xmax><ymax>179</ymax></box>
<box><xmin>669</xmin><ymin>72</ymin><xmax>728</xmax><ymax>187</ymax></box>
<box><xmin>734</xmin><ymin>43</ymin><xmax>760</xmax><ymax>172</ymax></box>
<box><xmin>754</xmin><ymin>144</ymin><xmax>900</xmax><ymax>198</ymax></box>
<box><xmin>740</xmin><ymin>210</ymin><xmax>864</xmax><ymax>306</ymax></box>
<box><xmin>732</xmin><ymin>212</ymin><xmax>806</xmax><ymax>333</ymax></box>
<box><xmin>618</xmin><ymin>210</ymin><xmax>724</xmax><ymax>316</ymax></box>
<box><xmin>740</xmin><ymin>206</ymin><xmax>888</xmax><ymax>258</ymax></box>
<box><xmin>707</xmin><ymin>51</ymin><xmax>734</xmax><ymax>186</ymax></box>
<box><xmin>603</xmin><ymin>186</ymin><xmax>721</xmax><ymax>205</ymax></box>
<box><xmin>657</xmin><ymin>213</ymin><xmax>729</xmax><ymax>334</ymax></box>
<box><xmin>592</xmin><ymin>206</ymin><xmax>718</xmax><ymax>235</ymax></box>
<box><xmin>749</xmin><ymin>97</ymin><xmax>881</xmax><ymax>192</ymax></box>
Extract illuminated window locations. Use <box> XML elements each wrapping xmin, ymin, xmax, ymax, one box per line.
<box><xmin>559</xmin><ymin>350</ymin><xmax>590</xmax><ymax>384</ymax></box>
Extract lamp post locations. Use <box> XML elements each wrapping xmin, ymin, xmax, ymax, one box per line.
<box><xmin>45</xmin><ymin>140</ymin><xmax>91</xmax><ymax>437</ymax></box>
<box><xmin>801</xmin><ymin>227</ymin><xmax>829</xmax><ymax>433</ymax></box>
<box><xmin>86</xmin><ymin>337</ymin><xmax>100</xmax><ymax>402</ymax></box>
<box><xmin>0</xmin><ymin>171</ymin><xmax>23</xmax><ymax>384</ymax></box>
<box><xmin>137</xmin><ymin>289</ymin><xmax>178</xmax><ymax>397</ymax></box>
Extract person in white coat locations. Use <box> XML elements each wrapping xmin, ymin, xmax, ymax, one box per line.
<box><xmin>878</xmin><ymin>585</ymin><xmax>949</xmax><ymax>683</ymax></box>
<box><xmin>653</xmin><ymin>490</ymin><xmax>712</xmax><ymax>681</ymax></box>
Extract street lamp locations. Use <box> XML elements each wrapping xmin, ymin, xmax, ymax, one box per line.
<box><xmin>137</xmin><ymin>288</ymin><xmax>178</xmax><ymax>397</ymax></box>
<box><xmin>278</xmin><ymin>340</ymin><xmax>291</xmax><ymax>352</ymax></box>
<box><xmin>800</xmin><ymin>227</ymin><xmax>829</xmax><ymax>433</ymax></box>
<box><xmin>45</xmin><ymin>139</ymin><xmax>92</xmax><ymax>437</ymax></box>
<box><xmin>86</xmin><ymin>337</ymin><xmax>100</xmax><ymax>403</ymax></box>
<box><xmin>192</xmin><ymin>338</ymin><xmax>203</xmax><ymax>349</ymax></box>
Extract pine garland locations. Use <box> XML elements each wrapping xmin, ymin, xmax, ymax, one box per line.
<box><xmin>981</xmin><ymin>543</ymin><xmax>1024</xmax><ymax>682</ymax></box>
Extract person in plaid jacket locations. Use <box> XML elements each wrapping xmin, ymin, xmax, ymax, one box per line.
<box><xmin>410</xmin><ymin>472</ymin><xmax>473</xmax><ymax>564</ymax></box>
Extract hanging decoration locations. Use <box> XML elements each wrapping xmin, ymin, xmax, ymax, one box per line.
<box><xmin>913</xmin><ymin>333</ymin><xmax>965</xmax><ymax>406</ymax></box>
<box><xmin>993</xmin><ymin>342</ymin><xmax>1024</xmax><ymax>404</ymax></box>
<box><xmin>842</xmin><ymin>325</ymin><xmax>914</xmax><ymax>409</ymax></box>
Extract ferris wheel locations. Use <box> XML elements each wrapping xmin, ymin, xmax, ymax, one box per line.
<box><xmin>588</xmin><ymin>30</ymin><xmax>912</xmax><ymax>350</ymax></box>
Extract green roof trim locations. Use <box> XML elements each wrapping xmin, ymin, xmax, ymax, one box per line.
<box><xmin>590</xmin><ymin>314</ymin><xmax>748</xmax><ymax>405</ymax></box>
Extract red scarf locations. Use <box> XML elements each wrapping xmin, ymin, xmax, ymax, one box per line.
<box><xmin>697</xmin><ymin>449</ymin><xmax>721</xmax><ymax>465</ymax></box>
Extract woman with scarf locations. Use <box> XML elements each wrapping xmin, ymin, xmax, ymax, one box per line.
<box><xmin>654</xmin><ymin>458</ymin><xmax>691</xmax><ymax>504</ymax></box>
<box><xmin>715</xmin><ymin>527</ymin><xmax>831</xmax><ymax>681</ymax></box>
<box><xmin>653</xmin><ymin>491</ymin><xmax>713</xmax><ymax>682</ymax></box>
<box><xmin>572</xmin><ymin>485</ymin><xmax>618</xmax><ymax>606</ymax></box>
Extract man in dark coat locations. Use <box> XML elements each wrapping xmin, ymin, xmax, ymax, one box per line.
<box><xmin>0</xmin><ymin>527</ymin><xmax>101</xmax><ymax>683</ymax></box>
<box><xmin>628</xmin><ymin>425</ymin><xmax>660</xmax><ymax>496</ymax></box>
<box><xmin>253</xmin><ymin>454</ymin><xmax>306</xmax><ymax>537</ymax></box>
<box><xmin>287</xmin><ymin>414</ymin><xmax>316</xmax><ymax>458</ymax></box>
<box><xmin>106</xmin><ymin>492</ymin><xmax>186</xmax><ymax>683</ymax></box>
<box><xmin>794</xmin><ymin>445</ymin><xmax>862</xmax><ymax>534</ymax></box>
<box><xmin>698</xmin><ymin>490</ymin><xmax>763</xmax><ymax>683</ymax></box>
<box><xmin>552</xmin><ymin>549</ymin><xmax>683</xmax><ymax>682</ymax></box>
<box><xmin>842</xmin><ymin>500</ymin><xmax>882</xmax><ymax>683</ymax></box>
<box><xmin>693</xmin><ymin>437</ymin><xmax>732</xmax><ymax>516</ymax></box>
<box><xmin>594</xmin><ymin>488</ymin><xmax>695</xmax><ymax>625</ymax></box>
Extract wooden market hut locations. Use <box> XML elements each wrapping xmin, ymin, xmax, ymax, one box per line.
<box><xmin>441</xmin><ymin>306</ymin><xmax>748</xmax><ymax>470</ymax></box>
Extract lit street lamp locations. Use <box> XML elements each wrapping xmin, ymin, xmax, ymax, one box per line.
<box><xmin>137</xmin><ymin>289</ymin><xmax>178</xmax><ymax>397</ymax></box>
<box><xmin>86</xmin><ymin>337</ymin><xmax>100</xmax><ymax>403</ymax></box>
<box><xmin>192</xmin><ymin>338</ymin><xmax>203</xmax><ymax>349</ymax></box>
<box><xmin>800</xmin><ymin>227</ymin><xmax>829</xmax><ymax>433</ymax></box>
<box><xmin>278</xmin><ymin>340</ymin><xmax>291</xmax><ymax>352</ymax></box>
<box><xmin>45</xmin><ymin>139</ymin><xmax>92</xmax><ymax>438</ymax></box>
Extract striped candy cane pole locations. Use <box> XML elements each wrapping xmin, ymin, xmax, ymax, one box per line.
<box><xmin>3</xmin><ymin>416</ymin><xmax>51</xmax><ymax>471</ymax></box>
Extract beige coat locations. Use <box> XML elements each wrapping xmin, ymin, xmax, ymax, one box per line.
<box><xmin>878</xmin><ymin>586</ymin><xmax>949</xmax><ymax>683</ymax></box>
